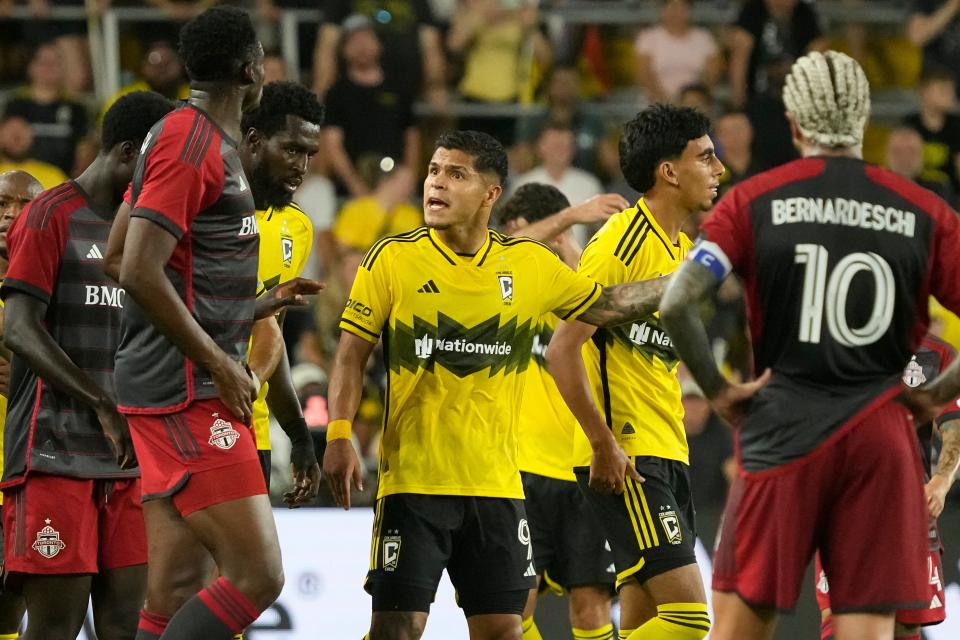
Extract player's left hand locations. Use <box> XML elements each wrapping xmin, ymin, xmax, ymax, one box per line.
<box><xmin>255</xmin><ymin>277</ymin><xmax>325</xmax><ymax>320</ymax></box>
<box><xmin>925</xmin><ymin>474</ymin><xmax>950</xmax><ymax>518</ymax></box>
<box><xmin>283</xmin><ymin>441</ymin><xmax>321</xmax><ymax>508</ymax></box>
<box><xmin>711</xmin><ymin>368</ymin><xmax>772</xmax><ymax>427</ymax></box>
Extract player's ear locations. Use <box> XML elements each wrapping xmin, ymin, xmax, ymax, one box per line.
<box><xmin>118</xmin><ymin>140</ymin><xmax>137</xmax><ymax>164</ymax></box>
<box><xmin>483</xmin><ymin>183</ymin><xmax>503</xmax><ymax>208</ymax></box>
<box><xmin>244</xmin><ymin>128</ymin><xmax>264</xmax><ymax>153</ymax></box>
<box><xmin>659</xmin><ymin>159</ymin><xmax>680</xmax><ymax>187</ymax></box>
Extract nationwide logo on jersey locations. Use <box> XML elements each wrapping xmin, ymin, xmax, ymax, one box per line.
<box><xmin>903</xmin><ymin>355</ymin><xmax>927</xmax><ymax>387</ymax></box>
<box><xmin>208</xmin><ymin>413</ymin><xmax>240</xmax><ymax>450</ymax></box>
<box><xmin>658</xmin><ymin>508</ymin><xmax>683</xmax><ymax>545</ymax></box>
<box><xmin>389</xmin><ymin>312</ymin><xmax>535</xmax><ymax>378</ymax></box>
<box><xmin>530</xmin><ymin>324</ymin><xmax>553</xmax><ymax>367</ymax></box>
<box><xmin>281</xmin><ymin>234</ymin><xmax>294</xmax><ymax>268</ymax></box>
<box><xmin>382</xmin><ymin>533</ymin><xmax>401</xmax><ymax>572</ymax></box>
<box><xmin>604</xmin><ymin>314</ymin><xmax>680</xmax><ymax>369</ymax></box>
<box><xmin>32</xmin><ymin>519</ymin><xmax>66</xmax><ymax>559</ymax></box>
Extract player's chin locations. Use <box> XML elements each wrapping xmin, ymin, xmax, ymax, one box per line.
<box><xmin>424</xmin><ymin>212</ymin><xmax>451</xmax><ymax>229</ymax></box>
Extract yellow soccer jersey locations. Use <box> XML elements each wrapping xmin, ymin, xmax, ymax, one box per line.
<box><xmin>251</xmin><ymin>204</ymin><xmax>314</xmax><ymax>450</ymax></box>
<box><xmin>333</xmin><ymin>196</ymin><xmax>423</xmax><ymax>252</ymax></box>
<box><xmin>572</xmin><ymin>198</ymin><xmax>693</xmax><ymax>468</ymax></box>
<box><xmin>517</xmin><ymin>313</ymin><xmax>578</xmax><ymax>482</ymax></box>
<box><xmin>340</xmin><ymin>227</ymin><xmax>602</xmax><ymax>499</ymax></box>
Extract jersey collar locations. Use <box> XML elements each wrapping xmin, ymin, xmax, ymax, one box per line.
<box><xmin>428</xmin><ymin>228</ymin><xmax>494</xmax><ymax>267</ymax></box>
<box><xmin>637</xmin><ymin>197</ymin><xmax>680</xmax><ymax>259</ymax></box>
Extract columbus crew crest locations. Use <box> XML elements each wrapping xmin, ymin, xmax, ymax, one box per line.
<box><xmin>32</xmin><ymin>519</ymin><xmax>66</xmax><ymax>559</ymax></box>
<box><xmin>902</xmin><ymin>356</ymin><xmax>926</xmax><ymax>388</ymax></box>
<box><xmin>208</xmin><ymin>413</ymin><xmax>240</xmax><ymax>450</ymax></box>
<box><xmin>281</xmin><ymin>234</ymin><xmax>294</xmax><ymax>268</ymax></box>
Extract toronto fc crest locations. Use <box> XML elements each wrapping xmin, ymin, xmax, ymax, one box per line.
<box><xmin>902</xmin><ymin>356</ymin><xmax>926</xmax><ymax>388</ymax></box>
<box><xmin>32</xmin><ymin>519</ymin><xmax>65</xmax><ymax>559</ymax></box>
<box><xmin>208</xmin><ymin>413</ymin><xmax>240</xmax><ymax>450</ymax></box>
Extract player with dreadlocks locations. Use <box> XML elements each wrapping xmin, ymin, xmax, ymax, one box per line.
<box><xmin>660</xmin><ymin>50</ymin><xmax>960</xmax><ymax>640</ymax></box>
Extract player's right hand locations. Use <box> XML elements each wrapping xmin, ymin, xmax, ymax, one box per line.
<box><xmin>97</xmin><ymin>405</ymin><xmax>137</xmax><ymax>470</ymax></box>
<box><xmin>925</xmin><ymin>474</ymin><xmax>950</xmax><ymax>518</ymax></box>
<box><xmin>571</xmin><ymin>194</ymin><xmax>631</xmax><ymax>224</ymax></box>
<box><xmin>255</xmin><ymin>277</ymin><xmax>325</xmax><ymax>320</ymax></box>
<box><xmin>589</xmin><ymin>438</ymin><xmax>643</xmax><ymax>495</ymax></box>
<box><xmin>711</xmin><ymin>369</ymin><xmax>772</xmax><ymax>427</ymax></box>
<box><xmin>323</xmin><ymin>438</ymin><xmax>363</xmax><ymax>510</ymax></box>
<box><xmin>211</xmin><ymin>356</ymin><xmax>257</xmax><ymax>425</ymax></box>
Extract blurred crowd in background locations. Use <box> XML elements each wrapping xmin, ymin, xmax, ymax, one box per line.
<box><xmin>2</xmin><ymin>0</ymin><xmax>960</xmax><ymax>511</ymax></box>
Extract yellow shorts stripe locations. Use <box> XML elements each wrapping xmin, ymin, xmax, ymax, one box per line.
<box><xmin>634</xmin><ymin>480</ymin><xmax>660</xmax><ymax>547</ymax></box>
<box><xmin>369</xmin><ymin>498</ymin><xmax>384</xmax><ymax>570</ymax></box>
<box><xmin>622</xmin><ymin>479</ymin><xmax>650</xmax><ymax>549</ymax></box>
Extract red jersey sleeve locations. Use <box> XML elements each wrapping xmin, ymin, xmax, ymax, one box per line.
<box><xmin>696</xmin><ymin>185</ymin><xmax>754</xmax><ymax>280</ymax></box>
<box><xmin>130</xmin><ymin>124</ymin><xmax>222</xmax><ymax>240</ymax></box>
<box><xmin>1</xmin><ymin>194</ymin><xmax>69</xmax><ymax>304</ymax></box>
<box><xmin>929</xmin><ymin>199</ymin><xmax>960</xmax><ymax>317</ymax></box>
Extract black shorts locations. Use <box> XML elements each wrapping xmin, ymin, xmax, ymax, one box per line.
<box><xmin>365</xmin><ymin>493</ymin><xmax>536</xmax><ymax>614</ymax></box>
<box><xmin>522</xmin><ymin>472</ymin><xmax>615</xmax><ymax>592</ymax></box>
<box><xmin>258</xmin><ymin>449</ymin><xmax>271</xmax><ymax>491</ymax></box>
<box><xmin>576</xmin><ymin>456</ymin><xmax>697</xmax><ymax>590</ymax></box>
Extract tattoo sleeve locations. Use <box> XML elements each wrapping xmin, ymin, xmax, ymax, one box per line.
<box><xmin>576</xmin><ymin>276</ymin><xmax>669</xmax><ymax>328</ymax></box>
<box><xmin>659</xmin><ymin>260</ymin><xmax>727</xmax><ymax>398</ymax></box>
<box><xmin>935</xmin><ymin>418</ymin><xmax>960</xmax><ymax>487</ymax></box>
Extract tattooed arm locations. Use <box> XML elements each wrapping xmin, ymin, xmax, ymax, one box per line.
<box><xmin>576</xmin><ymin>275</ymin><xmax>670</xmax><ymax>328</ymax></box>
<box><xmin>660</xmin><ymin>260</ymin><xmax>770</xmax><ymax>425</ymax></box>
<box><xmin>926</xmin><ymin>418</ymin><xmax>960</xmax><ymax>518</ymax></box>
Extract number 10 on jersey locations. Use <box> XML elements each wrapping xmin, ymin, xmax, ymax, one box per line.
<box><xmin>794</xmin><ymin>244</ymin><xmax>895</xmax><ymax>347</ymax></box>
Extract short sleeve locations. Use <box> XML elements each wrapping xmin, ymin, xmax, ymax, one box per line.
<box><xmin>578</xmin><ymin>236</ymin><xmax>631</xmax><ymax>286</ymax></box>
<box><xmin>339</xmin><ymin>250</ymin><xmax>393</xmax><ymax>342</ymax></box>
<box><xmin>1</xmin><ymin>201</ymin><xmax>66</xmax><ymax>304</ymax></box>
<box><xmin>930</xmin><ymin>202</ymin><xmax>960</xmax><ymax>316</ymax></box>
<box><xmin>540</xmin><ymin>248</ymin><xmax>603</xmax><ymax>321</ymax></box>
<box><xmin>695</xmin><ymin>187</ymin><xmax>753</xmax><ymax>281</ymax></box>
<box><xmin>131</xmin><ymin>141</ymin><xmax>216</xmax><ymax>240</ymax></box>
<box><xmin>334</xmin><ymin>197</ymin><xmax>380</xmax><ymax>250</ymax></box>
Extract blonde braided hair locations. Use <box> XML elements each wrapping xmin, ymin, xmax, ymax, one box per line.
<box><xmin>782</xmin><ymin>50</ymin><xmax>871</xmax><ymax>150</ymax></box>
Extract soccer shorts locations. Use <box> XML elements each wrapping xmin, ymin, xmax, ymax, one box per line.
<box><xmin>365</xmin><ymin>494</ymin><xmax>536</xmax><ymax>614</ymax></box>
<box><xmin>2</xmin><ymin>474</ymin><xmax>146</xmax><ymax>576</ymax></box>
<box><xmin>521</xmin><ymin>472</ymin><xmax>614</xmax><ymax>593</ymax></box>
<box><xmin>576</xmin><ymin>456</ymin><xmax>697</xmax><ymax>591</ymax></box>
<box><xmin>258</xmin><ymin>449</ymin><xmax>272</xmax><ymax>491</ymax></box>
<box><xmin>712</xmin><ymin>400</ymin><xmax>929</xmax><ymax>612</ymax></box>
<box><xmin>127</xmin><ymin>398</ymin><xmax>266</xmax><ymax>517</ymax></box>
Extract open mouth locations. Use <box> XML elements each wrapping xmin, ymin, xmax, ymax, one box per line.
<box><xmin>426</xmin><ymin>197</ymin><xmax>448</xmax><ymax>210</ymax></box>
<box><xmin>283</xmin><ymin>177</ymin><xmax>303</xmax><ymax>193</ymax></box>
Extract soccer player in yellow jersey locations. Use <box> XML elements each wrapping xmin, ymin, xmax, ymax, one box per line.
<box><xmin>0</xmin><ymin>170</ymin><xmax>40</xmax><ymax>640</ymax></box>
<box><xmin>498</xmin><ymin>183</ymin><xmax>617</xmax><ymax>640</ymax></box>
<box><xmin>324</xmin><ymin>130</ymin><xmax>678</xmax><ymax>640</ymax></box>
<box><xmin>549</xmin><ymin>105</ymin><xmax>724</xmax><ymax>640</ymax></box>
<box><xmin>240</xmin><ymin>82</ymin><xmax>325</xmax><ymax>494</ymax></box>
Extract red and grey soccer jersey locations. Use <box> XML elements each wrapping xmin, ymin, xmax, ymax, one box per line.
<box><xmin>0</xmin><ymin>181</ymin><xmax>134</xmax><ymax>485</ymax></box>
<box><xmin>909</xmin><ymin>336</ymin><xmax>960</xmax><ymax>477</ymax></box>
<box><xmin>114</xmin><ymin>105</ymin><xmax>260</xmax><ymax>414</ymax></box>
<box><xmin>691</xmin><ymin>156</ymin><xmax>960</xmax><ymax>471</ymax></box>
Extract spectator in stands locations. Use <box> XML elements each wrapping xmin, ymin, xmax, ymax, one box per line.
<box><xmin>714</xmin><ymin>111</ymin><xmax>760</xmax><ymax>197</ymax></box>
<box><xmin>745</xmin><ymin>54</ymin><xmax>800</xmax><ymax>171</ymax></box>
<box><xmin>312</xmin><ymin>0</ymin><xmax>447</xmax><ymax>109</ymax></box>
<box><xmin>511</xmin><ymin>123</ymin><xmax>602</xmax><ymax>207</ymax></box>
<box><xmin>322</xmin><ymin>15</ymin><xmax>419</xmax><ymax>197</ymax></box>
<box><xmin>677</xmin><ymin>83</ymin><xmax>718</xmax><ymax>119</ymax></box>
<box><xmin>635</xmin><ymin>0</ymin><xmax>721</xmax><ymax>104</ymax></box>
<box><xmin>908</xmin><ymin>0</ymin><xmax>960</xmax><ymax>92</ymax></box>
<box><xmin>680</xmin><ymin>376</ymin><xmax>734</xmax><ymax>508</ymax></box>
<box><xmin>100</xmin><ymin>40</ymin><xmax>189</xmax><ymax>123</ymax></box>
<box><xmin>3</xmin><ymin>41</ymin><xmax>88</xmax><ymax>176</ymax></box>
<box><xmin>0</xmin><ymin>114</ymin><xmax>68</xmax><ymax>189</ymax></box>
<box><xmin>18</xmin><ymin>0</ymin><xmax>92</xmax><ymax>94</ymax></box>
<box><xmin>886</xmin><ymin>125</ymin><xmax>957</xmax><ymax>203</ymax></box>
<box><xmin>514</xmin><ymin>65</ymin><xmax>606</xmax><ymax>173</ymax></box>
<box><xmin>334</xmin><ymin>163</ymin><xmax>421</xmax><ymax>253</ymax></box>
<box><xmin>904</xmin><ymin>65</ymin><xmax>960</xmax><ymax>194</ymax></box>
<box><xmin>448</xmin><ymin>0</ymin><xmax>552</xmax><ymax>144</ymax></box>
<box><xmin>295</xmin><ymin>153</ymin><xmax>338</xmax><ymax>279</ymax></box>
<box><xmin>727</xmin><ymin>0</ymin><xmax>828</xmax><ymax>109</ymax></box>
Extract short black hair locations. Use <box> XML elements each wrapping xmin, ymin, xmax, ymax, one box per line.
<box><xmin>620</xmin><ymin>104</ymin><xmax>711</xmax><ymax>193</ymax></box>
<box><xmin>178</xmin><ymin>6</ymin><xmax>259</xmax><ymax>82</ymax></box>
<box><xmin>434</xmin><ymin>130</ymin><xmax>508</xmax><ymax>185</ymax></box>
<box><xmin>101</xmin><ymin>91</ymin><xmax>174</xmax><ymax>150</ymax></box>
<box><xmin>241</xmin><ymin>81</ymin><xmax>325</xmax><ymax>137</ymax></box>
<box><xmin>920</xmin><ymin>64</ymin><xmax>955</xmax><ymax>87</ymax></box>
<box><xmin>497</xmin><ymin>183</ymin><xmax>570</xmax><ymax>226</ymax></box>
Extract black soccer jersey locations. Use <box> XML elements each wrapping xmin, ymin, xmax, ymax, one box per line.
<box><xmin>0</xmin><ymin>181</ymin><xmax>134</xmax><ymax>484</ymax></box>
<box><xmin>691</xmin><ymin>156</ymin><xmax>960</xmax><ymax>470</ymax></box>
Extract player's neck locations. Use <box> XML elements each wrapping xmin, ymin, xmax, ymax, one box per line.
<box><xmin>800</xmin><ymin>145</ymin><xmax>862</xmax><ymax>160</ymax></box>
<box><xmin>641</xmin><ymin>192</ymin><xmax>687</xmax><ymax>243</ymax></box>
<box><xmin>187</xmin><ymin>87</ymin><xmax>246</xmax><ymax>142</ymax></box>
<box><xmin>432</xmin><ymin>218</ymin><xmax>489</xmax><ymax>256</ymax></box>
<box><xmin>74</xmin><ymin>156</ymin><xmax>119</xmax><ymax>212</ymax></box>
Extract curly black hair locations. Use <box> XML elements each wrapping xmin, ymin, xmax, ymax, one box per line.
<box><xmin>497</xmin><ymin>183</ymin><xmax>570</xmax><ymax>226</ymax></box>
<box><xmin>241</xmin><ymin>81</ymin><xmax>325</xmax><ymax>137</ymax></box>
<box><xmin>178</xmin><ymin>6</ymin><xmax>259</xmax><ymax>83</ymax></box>
<box><xmin>620</xmin><ymin>104</ymin><xmax>711</xmax><ymax>193</ymax></box>
<box><xmin>434</xmin><ymin>130</ymin><xmax>508</xmax><ymax>185</ymax></box>
<box><xmin>101</xmin><ymin>91</ymin><xmax>174</xmax><ymax>150</ymax></box>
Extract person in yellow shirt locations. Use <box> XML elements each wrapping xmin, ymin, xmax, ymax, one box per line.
<box><xmin>549</xmin><ymin>105</ymin><xmax>724</xmax><ymax>640</ymax></box>
<box><xmin>0</xmin><ymin>169</ymin><xmax>41</xmax><ymax>640</ymax></box>
<box><xmin>323</xmin><ymin>130</ymin><xmax>679</xmax><ymax>640</ymax></box>
<box><xmin>334</xmin><ymin>164</ymin><xmax>422</xmax><ymax>252</ymax></box>
<box><xmin>99</xmin><ymin>41</ymin><xmax>190</xmax><ymax>125</ymax></box>
<box><xmin>499</xmin><ymin>183</ymin><xmax>616</xmax><ymax>640</ymax></box>
<box><xmin>0</xmin><ymin>115</ymin><xmax>68</xmax><ymax>189</ymax></box>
